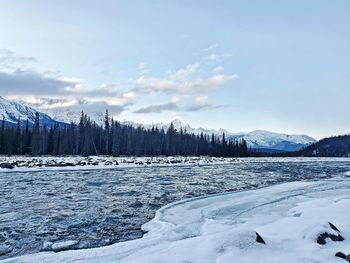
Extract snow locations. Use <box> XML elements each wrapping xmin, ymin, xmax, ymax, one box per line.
<box><xmin>0</xmin><ymin>96</ymin><xmax>56</xmax><ymax>126</ymax></box>
<box><xmin>237</xmin><ymin>130</ymin><xmax>316</xmax><ymax>150</ymax></box>
<box><xmin>120</xmin><ymin>119</ymin><xmax>316</xmax><ymax>151</ymax></box>
<box><xmin>3</xmin><ymin>177</ymin><xmax>350</xmax><ymax>263</ymax></box>
<box><xmin>0</xmin><ymin>156</ymin><xmax>349</xmax><ymax>172</ymax></box>
<box><xmin>0</xmin><ymin>96</ymin><xmax>38</xmax><ymax>124</ymax></box>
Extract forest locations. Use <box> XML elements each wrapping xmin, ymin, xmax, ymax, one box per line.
<box><xmin>0</xmin><ymin>111</ymin><xmax>249</xmax><ymax>157</ymax></box>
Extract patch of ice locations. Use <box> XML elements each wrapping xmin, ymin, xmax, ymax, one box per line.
<box><xmin>51</xmin><ymin>240</ymin><xmax>79</xmax><ymax>252</ymax></box>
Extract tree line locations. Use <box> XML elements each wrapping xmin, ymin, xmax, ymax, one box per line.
<box><xmin>0</xmin><ymin>110</ymin><xmax>249</xmax><ymax>157</ymax></box>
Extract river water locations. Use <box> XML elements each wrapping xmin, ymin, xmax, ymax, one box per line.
<box><xmin>0</xmin><ymin>158</ymin><xmax>349</xmax><ymax>259</ymax></box>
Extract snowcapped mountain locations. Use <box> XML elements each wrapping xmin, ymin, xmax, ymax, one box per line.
<box><xmin>40</xmin><ymin>107</ymin><xmax>105</xmax><ymax>126</ymax></box>
<box><xmin>121</xmin><ymin>119</ymin><xmax>316</xmax><ymax>152</ymax></box>
<box><xmin>1</xmin><ymin>97</ymin><xmax>316</xmax><ymax>152</ymax></box>
<box><xmin>0</xmin><ymin>96</ymin><xmax>60</xmax><ymax>127</ymax></box>
<box><xmin>229</xmin><ymin>130</ymin><xmax>316</xmax><ymax>152</ymax></box>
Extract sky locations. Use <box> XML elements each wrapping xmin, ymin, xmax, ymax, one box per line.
<box><xmin>0</xmin><ymin>0</ymin><xmax>349</xmax><ymax>139</ymax></box>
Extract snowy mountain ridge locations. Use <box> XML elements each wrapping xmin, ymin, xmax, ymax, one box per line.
<box><xmin>0</xmin><ymin>96</ymin><xmax>59</xmax><ymax>127</ymax></box>
<box><xmin>120</xmin><ymin>119</ymin><xmax>316</xmax><ymax>152</ymax></box>
<box><xmin>1</xmin><ymin>96</ymin><xmax>316</xmax><ymax>152</ymax></box>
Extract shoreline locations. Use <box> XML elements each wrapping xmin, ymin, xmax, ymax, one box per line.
<box><xmin>2</xmin><ymin>177</ymin><xmax>350</xmax><ymax>263</ymax></box>
<box><xmin>0</xmin><ymin>156</ymin><xmax>349</xmax><ymax>173</ymax></box>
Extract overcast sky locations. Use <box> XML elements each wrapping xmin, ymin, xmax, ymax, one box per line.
<box><xmin>0</xmin><ymin>0</ymin><xmax>349</xmax><ymax>139</ymax></box>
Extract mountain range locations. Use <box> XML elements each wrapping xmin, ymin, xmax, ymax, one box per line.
<box><xmin>0</xmin><ymin>96</ymin><xmax>63</xmax><ymax>128</ymax></box>
<box><xmin>0</xmin><ymin>96</ymin><xmax>316</xmax><ymax>152</ymax></box>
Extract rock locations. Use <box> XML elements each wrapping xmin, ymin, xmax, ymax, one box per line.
<box><xmin>316</xmin><ymin>233</ymin><xmax>328</xmax><ymax>245</ymax></box>
<box><xmin>329</xmin><ymin>222</ymin><xmax>340</xmax><ymax>232</ymax></box>
<box><xmin>317</xmin><ymin>232</ymin><xmax>344</xmax><ymax>245</ymax></box>
<box><xmin>255</xmin><ymin>232</ymin><xmax>266</xmax><ymax>244</ymax></box>
<box><xmin>330</xmin><ymin>233</ymin><xmax>344</xmax><ymax>242</ymax></box>
<box><xmin>335</xmin><ymin>252</ymin><xmax>350</xmax><ymax>262</ymax></box>
<box><xmin>0</xmin><ymin>163</ymin><xmax>14</xmax><ymax>169</ymax></box>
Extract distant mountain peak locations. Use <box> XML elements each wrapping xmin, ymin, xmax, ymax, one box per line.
<box><xmin>0</xmin><ymin>96</ymin><xmax>60</xmax><ymax>127</ymax></box>
<box><xmin>4</xmin><ymin>97</ymin><xmax>317</xmax><ymax>152</ymax></box>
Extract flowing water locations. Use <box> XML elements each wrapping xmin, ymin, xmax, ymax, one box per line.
<box><xmin>0</xmin><ymin>158</ymin><xmax>349</xmax><ymax>259</ymax></box>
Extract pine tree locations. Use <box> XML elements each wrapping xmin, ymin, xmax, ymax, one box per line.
<box><xmin>31</xmin><ymin>112</ymin><xmax>41</xmax><ymax>155</ymax></box>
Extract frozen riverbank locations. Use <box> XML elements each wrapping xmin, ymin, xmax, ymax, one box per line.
<box><xmin>0</xmin><ymin>155</ymin><xmax>349</xmax><ymax>172</ymax></box>
<box><xmin>3</xmin><ymin>176</ymin><xmax>350</xmax><ymax>263</ymax></box>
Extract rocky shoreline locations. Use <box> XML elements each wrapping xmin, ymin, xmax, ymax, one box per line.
<box><xmin>0</xmin><ymin>156</ymin><xmax>233</xmax><ymax>171</ymax></box>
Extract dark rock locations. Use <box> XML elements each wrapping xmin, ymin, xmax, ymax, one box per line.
<box><xmin>317</xmin><ymin>232</ymin><xmax>328</xmax><ymax>245</ymax></box>
<box><xmin>330</xmin><ymin>233</ymin><xmax>344</xmax><ymax>242</ymax></box>
<box><xmin>329</xmin><ymin>222</ymin><xmax>340</xmax><ymax>232</ymax></box>
<box><xmin>56</xmin><ymin>162</ymin><xmax>75</xmax><ymax>167</ymax></box>
<box><xmin>170</xmin><ymin>160</ymin><xmax>181</xmax><ymax>164</ymax></box>
<box><xmin>317</xmin><ymin>232</ymin><xmax>344</xmax><ymax>245</ymax></box>
<box><xmin>335</xmin><ymin>252</ymin><xmax>347</xmax><ymax>261</ymax></box>
<box><xmin>0</xmin><ymin>163</ymin><xmax>14</xmax><ymax>169</ymax></box>
<box><xmin>255</xmin><ymin>232</ymin><xmax>266</xmax><ymax>244</ymax></box>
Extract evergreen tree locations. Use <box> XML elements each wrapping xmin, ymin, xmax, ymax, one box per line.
<box><xmin>31</xmin><ymin>112</ymin><xmax>41</xmax><ymax>155</ymax></box>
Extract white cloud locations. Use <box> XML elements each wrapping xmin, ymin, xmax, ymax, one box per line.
<box><xmin>134</xmin><ymin>64</ymin><xmax>237</xmax><ymax>95</ymax></box>
<box><xmin>0</xmin><ymin>49</ymin><xmax>37</xmax><ymax>71</ymax></box>
<box><xmin>2</xmin><ymin>49</ymin><xmax>236</xmax><ymax>118</ymax></box>
<box><xmin>212</xmin><ymin>65</ymin><xmax>224</xmax><ymax>73</ymax></box>
<box><xmin>203</xmin><ymin>53</ymin><xmax>235</xmax><ymax>62</ymax></box>
<box><xmin>202</xmin><ymin>44</ymin><xmax>219</xmax><ymax>52</ymax></box>
<box><xmin>195</xmin><ymin>95</ymin><xmax>208</xmax><ymax>104</ymax></box>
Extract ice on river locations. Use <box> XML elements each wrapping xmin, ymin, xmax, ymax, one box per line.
<box><xmin>3</xmin><ymin>177</ymin><xmax>350</xmax><ymax>263</ymax></box>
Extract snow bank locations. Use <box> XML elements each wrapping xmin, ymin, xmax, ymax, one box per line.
<box><xmin>3</xmin><ymin>178</ymin><xmax>350</xmax><ymax>263</ymax></box>
<box><xmin>0</xmin><ymin>156</ymin><xmax>349</xmax><ymax>172</ymax></box>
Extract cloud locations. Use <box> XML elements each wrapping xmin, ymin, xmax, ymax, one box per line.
<box><xmin>133</xmin><ymin>102</ymin><xmax>178</xmax><ymax>114</ymax></box>
<box><xmin>212</xmin><ymin>65</ymin><xmax>224</xmax><ymax>73</ymax></box>
<box><xmin>1</xmin><ymin>49</ymin><xmax>235</xmax><ymax>118</ymax></box>
<box><xmin>195</xmin><ymin>95</ymin><xmax>208</xmax><ymax>104</ymax></box>
<box><xmin>134</xmin><ymin>64</ymin><xmax>237</xmax><ymax>95</ymax></box>
<box><xmin>203</xmin><ymin>53</ymin><xmax>235</xmax><ymax>62</ymax></box>
<box><xmin>133</xmin><ymin>100</ymin><xmax>227</xmax><ymax>114</ymax></box>
<box><xmin>202</xmin><ymin>44</ymin><xmax>219</xmax><ymax>52</ymax></box>
<box><xmin>184</xmin><ymin>103</ymin><xmax>227</xmax><ymax>112</ymax></box>
<box><xmin>0</xmin><ymin>69</ymin><xmax>81</xmax><ymax>96</ymax></box>
<box><xmin>0</xmin><ymin>49</ymin><xmax>37</xmax><ymax>70</ymax></box>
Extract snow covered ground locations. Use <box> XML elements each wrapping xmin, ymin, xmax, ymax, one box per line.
<box><xmin>0</xmin><ymin>156</ymin><xmax>349</xmax><ymax>172</ymax></box>
<box><xmin>3</xmin><ymin>176</ymin><xmax>350</xmax><ymax>263</ymax></box>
